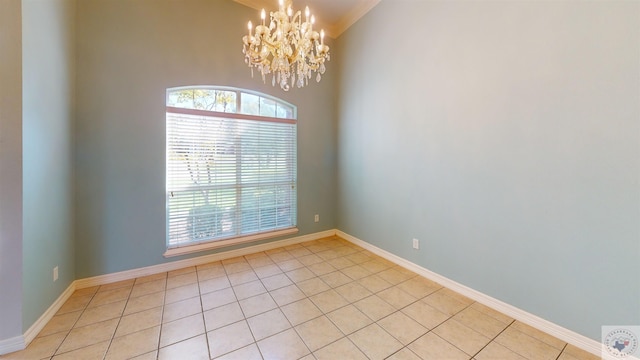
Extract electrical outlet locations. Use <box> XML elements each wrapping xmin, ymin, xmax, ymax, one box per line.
<box><xmin>53</xmin><ymin>266</ymin><xmax>59</xmax><ymax>282</ymax></box>
<box><xmin>412</xmin><ymin>238</ymin><xmax>419</xmax><ymax>250</ymax></box>
<box><xmin>314</xmin><ymin>214</ymin><xmax>319</xmax><ymax>223</ymax></box>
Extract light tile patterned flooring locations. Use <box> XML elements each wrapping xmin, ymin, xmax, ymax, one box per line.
<box><xmin>2</xmin><ymin>237</ymin><xmax>599</xmax><ymax>360</ymax></box>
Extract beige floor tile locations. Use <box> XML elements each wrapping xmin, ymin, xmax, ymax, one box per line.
<box><xmin>233</xmin><ymin>280</ymin><xmax>267</xmax><ymax>300</ymax></box>
<box><xmin>204</xmin><ymin>302</ymin><xmax>245</xmax><ymax>331</ymax></box>
<box><xmin>223</xmin><ymin>261</ymin><xmax>252</xmax><ymax>275</ymax></box>
<box><xmin>196</xmin><ymin>266</ymin><xmax>227</xmax><ymax>281</ymax></box>
<box><xmin>495</xmin><ymin>326</ymin><xmax>562</xmax><ymax>360</ymax></box>
<box><xmin>166</xmin><ymin>271</ymin><xmax>198</xmax><ymax>289</ymax></box>
<box><xmin>377</xmin><ymin>286</ymin><xmax>417</xmax><ymax>309</ymax></box>
<box><xmin>75</xmin><ymin>300</ymin><xmax>126</xmax><ymax>327</ymax></box>
<box><xmin>257</xmin><ymin>328</ymin><xmax>310</xmax><ymax>360</ymax></box>
<box><xmin>349</xmin><ymin>323</ymin><xmax>403</xmax><ymax>359</ymax></box>
<box><xmin>295</xmin><ymin>316</ymin><xmax>344</xmax><ymax>352</ymax></box>
<box><xmin>105</xmin><ymin>325</ymin><xmax>160</xmax><ymax>360</ymax></box>
<box><xmin>261</xmin><ymin>273</ymin><xmax>293</xmax><ymax>291</ymax></box>
<box><xmin>134</xmin><ymin>273</ymin><xmax>167</xmax><ymax>285</ymax></box>
<box><xmin>475</xmin><ymin>341</ymin><xmax>527</xmax><ymax>360</ymax></box>
<box><xmin>288</xmin><ymin>247</ymin><xmax>313</xmax><ymax>258</ymax></box>
<box><xmin>239</xmin><ymin>292</ymin><xmax>278</xmax><ymax>317</ymax></box>
<box><xmin>207</xmin><ymin>320</ymin><xmax>255</xmax><ymax>358</ymax></box>
<box><xmin>326</xmin><ymin>256</ymin><xmax>356</xmax><ymax>270</ymax></box>
<box><xmin>222</xmin><ymin>256</ymin><xmax>246</xmax><ymax>265</ymax></box>
<box><xmin>470</xmin><ymin>302</ymin><xmax>514</xmax><ymax>325</ymax></box>
<box><xmin>314</xmin><ymin>337</ymin><xmax>367</xmax><ymax>360</ymax></box>
<box><xmin>357</xmin><ymin>274</ymin><xmax>393</xmax><ymax>293</ymax></box>
<box><xmin>199</xmin><ymin>276</ymin><xmax>231</xmax><ymax>294</ymax></box>
<box><xmin>123</xmin><ymin>291</ymin><xmax>164</xmax><ymax>315</ymax></box>
<box><xmin>297</xmin><ymin>277</ymin><xmax>331</xmax><ymax>297</ymax></box>
<box><xmin>386</xmin><ymin>347</ymin><xmax>422</xmax><ymax>360</ymax></box>
<box><xmin>247</xmin><ymin>308</ymin><xmax>292</xmax><ymax>340</ymax></box>
<box><xmin>201</xmin><ymin>287</ymin><xmax>237</xmax><ymax>311</ymax></box>
<box><xmin>327</xmin><ymin>305</ymin><xmax>373</xmax><ymax>335</ymax></box>
<box><xmin>130</xmin><ymin>278</ymin><xmax>166</xmax><ymax>298</ymax></box>
<box><xmin>73</xmin><ymin>286</ymin><xmax>100</xmax><ymax>297</ymax></box>
<box><xmin>270</xmin><ymin>284</ymin><xmax>306</xmax><ymax>306</ymax></box>
<box><xmin>130</xmin><ymin>350</ymin><xmax>157</xmax><ymax>359</ymax></box>
<box><xmin>396</xmin><ymin>277</ymin><xmax>441</xmax><ymax>299</ymax></box>
<box><xmin>3</xmin><ymin>332</ymin><xmax>66</xmax><ymax>360</ymax></box>
<box><xmin>269</xmin><ymin>251</ymin><xmax>295</xmax><ymax>263</ymax></box>
<box><xmin>115</xmin><ymin>306</ymin><xmax>162</xmax><ymax>337</ymax></box>
<box><xmin>162</xmin><ymin>296</ymin><xmax>202</xmax><ymax>323</ymax></box>
<box><xmin>158</xmin><ymin>334</ymin><xmax>209</xmax><ymax>360</ymax></box>
<box><xmin>341</xmin><ymin>264</ymin><xmax>372</xmax><ymax>280</ymax></box>
<box><xmin>168</xmin><ymin>266</ymin><xmax>195</xmax><ymax>277</ymax></box>
<box><xmin>281</xmin><ymin>298</ymin><xmax>324</xmax><ymax>326</ymax></box>
<box><xmin>335</xmin><ymin>282</ymin><xmax>373</xmax><ymax>303</ymax></box>
<box><xmin>246</xmin><ymin>254</ymin><xmax>275</xmax><ymax>268</ymax></box>
<box><xmin>320</xmin><ymin>271</ymin><xmax>353</xmax><ymax>288</ymax></box>
<box><xmin>57</xmin><ymin>294</ymin><xmax>93</xmax><ymax>315</ymax></box>
<box><xmin>401</xmin><ymin>301</ymin><xmax>450</xmax><ymax>330</ymax></box>
<box><xmin>310</xmin><ymin>289</ymin><xmax>349</xmax><ymax>313</ymax></box>
<box><xmin>159</xmin><ymin>313</ymin><xmax>205</xmax><ymax>348</ymax></box>
<box><xmin>315</xmin><ymin>249</ymin><xmax>340</xmax><ymax>261</ymax></box>
<box><xmin>378</xmin><ymin>311</ymin><xmax>428</xmax><ymax>345</ymax></box>
<box><xmin>422</xmin><ymin>291</ymin><xmax>469</xmax><ymax>316</ymax></box>
<box><xmin>297</xmin><ymin>254</ymin><xmax>324</xmax><ymax>266</ymax></box>
<box><xmin>164</xmin><ymin>283</ymin><xmax>200</xmax><ymax>304</ymax></box>
<box><xmin>360</xmin><ymin>259</ymin><xmax>393</xmax><ymax>273</ymax></box>
<box><xmin>345</xmin><ymin>252</ymin><xmax>373</xmax><ymax>264</ymax></box>
<box><xmin>286</xmin><ymin>267</ymin><xmax>316</xmax><ymax>283</ymax></box>
<box><xmin>57</xmin><ymin>318</ymin><xmax>119</xmax><ymax>354</ymax></box>
<box><xmin>52</xmin><ymin>340</ymin><xmax>109</xmax><ymax>360</ymax></box>
<box><xmin>197</xmin><ymin>260</ymin><xmax>223</xmax><ymax>269</ymax></box>
<box><xmin>558</xmin><ymin>344</ymin><xmax>600</xmax><ymax>360</ymax></box>
<box><xmin>278</xmin><ymin>258</ymin><xmax>305</xmax><ymax>271</ymax></box>
<box><xmin>228</xmin><ymin>270</ymin><xmax>258</xmax><ymax>286</ymax></box>
<box><xmin>308</xmin><ymin>262</ymin><xmax>337</xmax><ymax>276</ymax></box>
<box><xmin>253</xmin><ymin>264</ymin><xmax>283</xmax><ymax>279</ymax></box>
<box><xmin>433</xmin><ymin>318</ymin><xmax>492</xmax><ymax>356</ymax></box>
<box><xmin>453</xmin><ymin>307</ymin><xmax>509</xmax><ymax>338</ymax></box>
<box><xmin>39</xmin><ymin>310</ymin><xmax>82</xmax><ymax>337</ymax></box>
<box><xmin>215</xmin><ymin>344</ymin><xmax>263</xmax><ymax>360</ymax></box>
<box><xmin>407</xmin><ymin>332</ymin><xmax>469</xmax><ymax>360</ymax></box>
<box><xmin>511</xmin><ymin>321</ymin><xmax>566</xmax><ymax>350</ymax></box>
<box><xmin>353</xmin><ymin>294</ymin><xmax>395</xmax><ymax>321</ymax></box>
<box><xmin>377</xmin><ymin>268</ymin><xmax>412</xmax><ymax>284</ymax></box>
<box><xmin>98</xmin><ymin>279</ymin><xmax>135</xmax><ymax>292</ymax></box>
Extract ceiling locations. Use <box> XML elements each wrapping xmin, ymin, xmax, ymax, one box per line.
<box><xmin>234</xmin><ymin>0</ymin><xmax>381</xmax><ymax>38</ymax></box>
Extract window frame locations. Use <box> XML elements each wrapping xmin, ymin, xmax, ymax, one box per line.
<box><xmin>164</xmin><ymin>86</ymin><xmax>298</xmax><ymax>257</ymax></box>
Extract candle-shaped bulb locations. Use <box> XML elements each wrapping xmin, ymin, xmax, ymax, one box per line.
<box><xmin>248</xmin><ymin>21</ymin><xmax>252</xmax><ymax>36</ymax></box>
<box><xmin>311</xmin><ymin>15</ymin><xmax>315</xmax><ymax>24</ymax></box>
<box><xmin>305</xmin><ymin>6</ymin><xmax>310</xmax><ymax>20</ymax></box>
<box><xmin>279</xmin><ymin>0</ymin><xmax>283</xmax><ymax>10</ymax></box>
<box><xmin>321</xmin><ymin>29</ymin><xmax>324</xmax><ymax>45</ymax></box>
<box><xmin>261</xmin><ymin>9</ymin><xmax>266</xmax><ymax>25</ymax></box>
<box><xmin>287</xmin><ymin>6</ymin><xmax>292</xmax><ymax>17</ymax></box>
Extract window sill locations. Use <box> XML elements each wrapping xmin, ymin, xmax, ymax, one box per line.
<box><xmin>163</xmin><ymin>227</ymin><xmax>299</xmax><ymax>258</ymax></box>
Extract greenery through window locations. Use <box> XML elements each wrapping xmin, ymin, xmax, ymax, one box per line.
<box><xmin>166</xmin><ymin>87</ymin><xmax>297</xmax><ymax>250</ymax></box>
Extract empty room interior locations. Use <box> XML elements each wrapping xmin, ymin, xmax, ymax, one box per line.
<box><xmin>0</xmin><ymin>0</ymin><xmax>639</xmax><ymax>359</ymax></box>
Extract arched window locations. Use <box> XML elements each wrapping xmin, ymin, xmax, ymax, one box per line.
<box><xmin>165</xmin><ymin>87</ymin><xmax>297</xmax><ymax>256</ymax></box>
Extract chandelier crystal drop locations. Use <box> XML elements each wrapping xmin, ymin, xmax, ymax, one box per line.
<box><xmin>242</xmin><ymin>0</ymin><xmax>330</xmax><ymax>91</ymax></box>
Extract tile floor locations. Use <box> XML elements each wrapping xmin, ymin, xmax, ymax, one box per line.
<box><xmin>1</xmin><ymin>237</ymin><xmax>599</xmax><ymax>360</ymax></box>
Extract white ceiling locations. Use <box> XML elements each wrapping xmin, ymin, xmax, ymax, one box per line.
<box><xmin>234</xmin><ymin>0</ymin><xmax>380</xmax><ymax>38</ymax></box>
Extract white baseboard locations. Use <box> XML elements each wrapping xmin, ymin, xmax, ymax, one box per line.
<box><xmin>0</xmin><ymin>336</ymin><xmax>25</xmax><ymax>356</ymax></box>
<box><xmin>4</xmin><ymin>229</ymin><xmax>616</xmax><ymax>359</ymax></box>
<box><xmin>74</xmin><ymin>229</ymin><xmax>337</xmax><ymax>289</ymax></box>
<box><xmin>336</xmin><ymin>230</ymin><xmax>604</xmax><ymax>358</ymax></box>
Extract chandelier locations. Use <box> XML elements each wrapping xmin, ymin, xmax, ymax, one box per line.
<box><xmin>242</xmin><ymin>0</ymin><xmax>330</xmax><ymax>91</ymax></box>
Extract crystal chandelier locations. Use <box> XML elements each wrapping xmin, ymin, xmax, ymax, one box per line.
<box><xmin>242</xmin><ymin>0</ymin><xmax>330</xmax><ymax>91</ymax></box>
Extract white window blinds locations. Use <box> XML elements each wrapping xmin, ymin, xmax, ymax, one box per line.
<box><xmin>166</xmin><ymin>88</ymin><xmax>297</xmax><ymax>249</ymax></box>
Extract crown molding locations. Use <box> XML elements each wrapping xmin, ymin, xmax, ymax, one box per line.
<box><xmin>233</xmin><ymin>0</ymin><xmax>380</xmax><ymax>38</ymax></box>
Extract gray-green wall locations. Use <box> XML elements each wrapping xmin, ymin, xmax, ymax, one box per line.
<box><xmin>335</xmin><ymin>1</ymin><xmax>639</xmax><ymax>341</ymax></box>
<box><xmin>74</xmin><ymin>0</ymin><xmax>336</xmax><ymax>278</ymax></box>
<box><xmin>0</xmin><ymin>0</ymin><xmax>24</xmax><ymax>343</ymax></box>
<box><xmin>21</xmin><ymin>0</ymin><xmax>77</xmax><ymax>331</ymax></box>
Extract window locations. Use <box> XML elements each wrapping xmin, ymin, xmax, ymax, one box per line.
<box><xmin>165</xmin><ymin>87</ymin><xmax>297</xmax><ymax>256</ymax></box>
